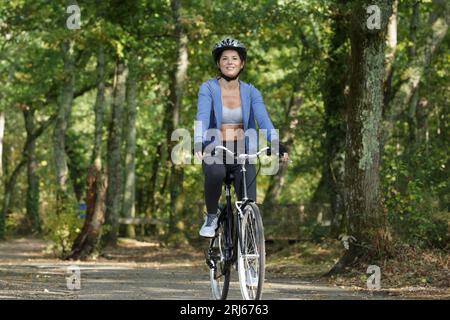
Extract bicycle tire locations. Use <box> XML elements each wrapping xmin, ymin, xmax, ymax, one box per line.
<box><xmin>237</xmin><ymin>202</ymin><xmax>265</xmax><ymax>300</ymax></box>
<box><xmin>209</xmin><ymin>223</ymin><xmax>231</xmax><ymax>300</ymax></box>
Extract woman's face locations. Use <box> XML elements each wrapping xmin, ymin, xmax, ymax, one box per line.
<box><xmin>217</xmin><ymin>49</ymin><xmax>244</xmax><ymax>78</ymax></box>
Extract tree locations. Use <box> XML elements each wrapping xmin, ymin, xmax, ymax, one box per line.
<box><xmin>383</xmin><ymin>0</ymin><xmax>398</xmax><ymax>106</ymax></box>
<box><xmin>263</xmin><ymin>81</ymin><xmax>302</xmax><ymax>210</ymax></box>
<box><xmin>0</xmin><ymin>112</ymin><xmax>4</xmax><ymax>177</ymax></box>
<box><xmin>104</xmin><ymin>58</ymin><xmax>128</xmax><ymax>245</ymax></box>
<box><xmin>0</xmin><ymin>113</ymin><xmax>56</xmax><ymax>238</ymax></box>
<box><xmin>383</xmin><ymin>0</ymin><xmax>449</xmax><ymax>147</ymax></box>
<box><xmin>122</xmin><ymin>53</ymin><xmax>138</xmax><ymax>239</ymax></box>
<box><xmin>69</xmin><ymin>44</ymin><xmax>107</xmax><ymax>259</ymax></box>
<box><xmin>165</xmin><ymin>0</ymin><xmax>189</xmax><ymax>243</ymax></box>
<box><xmin>24</xmin><ymin>108</ymin><xmax>41</xmax><ymax>233</ymax></box>
<box><xmin>328</xmin><ymin>0</ymin><xmax>393</xmax><ymax>274</ymax></box>
<box><xmin>312</xmin><ymin>1</ymin><xmax>349</xmax><ymax>236</ymax></box>
<box><xmin>53</xmin><ymin>39</ymin><xmax>75</xmax><ymax>215</ymax></box>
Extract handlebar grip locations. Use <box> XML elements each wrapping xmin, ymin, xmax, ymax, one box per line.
<box><xmin>267</xmin><ymin>147</ymin><xmax>286</xmax><ymax>158</ymax></box>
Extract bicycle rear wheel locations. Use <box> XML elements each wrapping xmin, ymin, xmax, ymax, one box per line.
<box><xmin>209</xmin><ymin>223</ymin><xmax>231</xmax><ymax>300</ymax></box>
<box><xmin>237</xmin><ymin>202</ymin><xmax>265</xmax><ymax>300</ymax></box>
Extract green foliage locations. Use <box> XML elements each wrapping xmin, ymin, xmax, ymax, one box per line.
<box><xmin>382</xmin><ymin>156</ymin><xmax>450</xmax><ymax>249</ymax></box>
<box><xmin>5</xmin><ymin>211</ymin><xmax>32</xmax><ymax>236</ymax></box>
<box><xmin>43</xmin><ymin>203</ymin><xmax>82</xmax><ymax>258</ymax></box>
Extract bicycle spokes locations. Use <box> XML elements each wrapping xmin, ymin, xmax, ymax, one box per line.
<box><xmin>243</xmin><ymin>219</ymin><xmax>259</xmax><ymax>286</ymax></box>
<box><xmin>207</xmin><ymin>193</ymin><xmax>265</xmax><ymax>299</ymax></box>
<box><xmin>209</xmin><ymin>225</ymin><xmax>231</xmax><ymax>300</ymax></box>
<box><xmin>238</xmin><ymin>204</ymin><xmax>265</xmax><ymax>300</ymax></box>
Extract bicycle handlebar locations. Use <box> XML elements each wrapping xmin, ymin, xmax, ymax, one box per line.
<box><xmin>214</xmin><ymin>145</ymin><xmax>271</xmax><ymax>161</ymax></box>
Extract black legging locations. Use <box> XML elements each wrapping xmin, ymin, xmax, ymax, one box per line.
<box><xmin>202</xmin><ymin>140</ymin><xmax>257</xmax><ymax>214</ymax></box>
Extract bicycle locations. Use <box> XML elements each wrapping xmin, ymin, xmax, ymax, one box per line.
<box><xmin>205</xmin><ymin>145</ymin><xmax>273</xmax><ymax>300</ymax></box>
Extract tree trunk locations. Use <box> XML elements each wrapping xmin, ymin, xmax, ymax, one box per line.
<box><xmin>327</xmin><ymin>0</ymin><xmax>393</xmax><ymax>275</ymax></box>
<box><xmin>147</xmin><ymin>143</ymin><xmax>163</xmax><ymax>219</ymax></box>
<box><xmin>53</xmin><ymin>39</ymin><xmax>75</xmax><ymax>214</ymax></box>
<box><xmin>416</xmin><ymin>97</ymin><xmax>430</xmax><ymax>146</ymax></box>
<box><xmin>104</xmin><ymin>59</ymin><xmax>128</xmax><ymax>245</ymax></box>
<box><xmin>24</xmin><ymin>109</ymin><xmax>41</xmax><ymax>233</ymax></box>
<box><xmin>65</xmin><ymin>138</ymin><xmax>86</xmax><ymax>203</ymax></box>
<box><xmin>68</xmin><ymin>165</ymin><xmax>107</xmax><ymax>260</ymax></box>
<box><xmin>263</xmin><ymin>81</ymin><xmax>302</xmax><ymax>211</ymax></box>
<box><xmin>383</xmin><ymin>0</ymin><xmax>398</xmax><ymax>107</ymax></box>
<box><xmin>69</xmin><ymin>45</ymin><xmax>107</xmax><ymax>259</ymax></box>
<box><xmin>0</xmin><ymin>159</ymin><xmax>26</xmax><ymax>239</ymax></box>
<box><xmin>166</xmin><ymin>0</ymin><xmax>189</xmax><ymax>243</ymax></box>
<box><xmin>314</xmin><ymin>8</ymin><xmax>349</xmax><ymax>236</ymax></box>
<box><xmin>0</xmin><ymin>112</ymin><xmax>4</xmax><ymax>177</ymax></box>
<box><xmin>383</xmin><ymin>0</ymin><xmax>449</xmax><ymax>146</ymax></box>
<box><xmin>405</xmin><ymin>1</ymin><xmax>421</xmax><ymax>151</ymax></box>
<box><xmin>0</xmin><ymin>160</ymin><xmax>26</xmax><ymax>239</ymax></box>
<box><xmin>122</xmin><ymin>54</ymin><xmax>138</xmax><ymax>239</ymax></box>
<box><xmin>396</xmin><ymin>2</ymin><xmax>422</xmax><ymax>194</ymax></box>
<box><xmin>0</xmin><ymin>114</ymin><xmax>56</xmax><ymax>238</ymax></box>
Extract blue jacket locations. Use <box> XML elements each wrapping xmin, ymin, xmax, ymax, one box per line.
<box><xmin>194</xmin><ymin>78</ymin><xmax>279</xmax><ymax>153</ymax></box>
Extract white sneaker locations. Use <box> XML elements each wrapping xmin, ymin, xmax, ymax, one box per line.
<box><xmin>199</xmin><ymin>214</ymin><xmax>218</xmax><ymax>238</ymax></box>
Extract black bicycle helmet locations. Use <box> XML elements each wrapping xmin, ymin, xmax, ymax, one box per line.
<box><xmin>212</xmin><ymin>38</ymin><xmax>247</xmax><ymax>63</ymax></box>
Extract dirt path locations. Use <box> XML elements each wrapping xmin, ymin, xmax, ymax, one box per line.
<box><xmin>0</xmin><ymin>237</ymin><xmax>393</xmax><ymax>300</ymax></box>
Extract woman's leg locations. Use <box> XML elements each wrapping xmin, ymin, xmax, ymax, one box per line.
<box><xmin>202</xmin><ymin>158</ymin><xmax>226</xmax><ymax>214</ymax></box>
<box><xmin>231</xmin><ymin>162</ymin><xmax>257</xmax><ymax>202</ymax></box>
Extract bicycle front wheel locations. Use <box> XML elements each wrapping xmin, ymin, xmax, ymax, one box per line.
<box><xmin>209</xmin><ymin>223</ymin><xmax>230</xmax><ymax>300</ymax></box>
<box><xmin>237</xmin><ymin>202</ymin><xmax>265</xmax><ymax>300</ymax></box>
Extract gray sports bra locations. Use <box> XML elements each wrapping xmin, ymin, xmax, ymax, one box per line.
<box><xmin>222</xmin><ymin>105</ymin><xmax>243</xmax><ymax>124</ymax></box>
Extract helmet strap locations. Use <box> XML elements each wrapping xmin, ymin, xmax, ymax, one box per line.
<box><xmin>219</xmin><ymin>68</ymin><xmax>243</xmax><ymax>82</ymax></box>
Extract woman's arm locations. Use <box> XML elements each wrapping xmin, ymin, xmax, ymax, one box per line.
<box><xmin>194</xmin><ymin>82</ymin><xmax>213</xmax><ymax>148</ymax></box>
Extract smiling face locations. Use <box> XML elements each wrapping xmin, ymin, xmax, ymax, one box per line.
<box><xmin>217</xmin><ymin>49</ymin><xmax>245</xmax><ymax>78</ymax></box>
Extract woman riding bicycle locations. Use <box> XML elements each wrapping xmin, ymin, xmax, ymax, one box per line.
<box><xmin>194</xmin><ymin>38</ymin><xmax>289</xmax><ymax>238</ymax></box>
